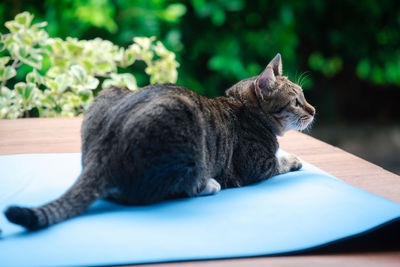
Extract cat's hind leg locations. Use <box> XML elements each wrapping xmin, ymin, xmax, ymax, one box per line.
<box><xmin>103</xmin><ymin>189</ymin><xmax>131</xmax><ymax>205</ymax></box>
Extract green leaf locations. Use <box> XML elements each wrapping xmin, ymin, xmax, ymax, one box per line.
<box><xmin>32</xmin><ymin>21</ymin><xmax>48</xmax><ymax>29</ymax></box>
<box><xmin>78</xmin><ymin>88</ymin><xmax>92</xmax><ymax>101</ymax></box>
<box><xmin>133</xmin><ymin>37</ymin><xmax>155</xmax><ymax>50</ymax></box>
<box><xmin>371</xmin><ymin>66</ymin><xmax>385</xmax><ymax>84</ymax></box>
<box><xmin>85</xmin><ymin>76</ymin><xmax>99</xmax><ymax>90</ymax></box>
<box><xmin>50</xmin><ymin>38</ymin><xmax>64</xmax><ymax>54</ymax></box>
<box><xmin>4</xmin><ymin>36</ymin><xmax>15</xmax><ymax>47</ymax></box>
<box><xmin>308</xmin><ymin>52</ymin><xmax>324</xmax><ymax>71</ymax></box>
<box><xmin>21</xmin><ymin>57</ymin><xmax>42</xmax><ymax>69</ymax></box>
<box><xmin>65</xmin><ymin>38</ymin><xmax>84</xmax><ymax>57</ymax></box>
<box><xmin>82</xmin><ymin>60</ymin><xmax>95</xmax><ymax>73</ymax></box>
<box><xmin>54</xmin><ymin>74</ymin><xmax>71</xmax><ymax>93</ymax></box>
<box><xmin>74</xmin><ymin>1</ymin><xmax>117</xmax><ymax>33</ymax></box>
<box><xmin>96</xmin><ymin>61</ymin><xmax>114</xmax><ymax>73</ymax></box>
<box><xmin>30</xmin><ymin>49</ymin><xmax>44</xmax><ymax>61</ymax></box>
<box><xmin>26</xmin><ymin>72</ymin><xmax>36</xmax><ymax>83</ymax></box>
<box><xmin>0</xmin><ymin>57</ymin><xmax>10</xmax><ymax>66</ymax></box>
<box><xmin>23</xmin><ymin>83</ymin><xmax>36</xmax><ymax>101</ymax></box>
<box><xmin>45</xmin><ymin>78</ymin><xmax>59</xmax><ymax>91</ymax></box>
<box><xmin>4</xmin><ymin>66</ymin><xmax>17</xmax><ymax>81</ymax></box>
<box><xmin>18</xmin><ymin>46</ymin><xmax>29</xmax><ymax>58</ymax></box>
<box><xmin>70</xmin><ymin>65</ymin><xmax>86</xmax><ymax>83</ymax></box>
<box><xmin>120</xmin><ymin>73</ymin><xmax>137</xmax><ymax>90</ymax></box>
<box><xmin>15</xmin><ymin>32</ymin><xmax>33</xmax><ymax>46</ymax></box>
<box><xmin>102</xmin><ymin>73</ymin><xmax>137</xmax><ymax>91</ymax></box>
<box><xmin>15</xmin><ymin>12</ymin><xmax>34</xmax><ymax>27</ymax></box>
<box><xmin>211</xmin><ymin>9</ymin><xmax>226</xmax><ymax>26</ymax></box>
<box><xmin>356</xmin><ymin>59</ymin><xmax>371</xmax><ymax>80</ymax></box>
<box><xmin>4</xmin><ymin>21</ymin><xmax>21</xmax><ymax>32</ymax></box>
<box><xmin>153</xmin><ymin>42</ymin><xmax>169</xmax><ymax>57</ymax></box>
<box><xmin>161</xmin><ymin>4</ymin><xmax>187</xmax><ymax>22</ymax></box>
<box><xmin>14</xmin><ymin>82</ymin><xmax>26</xmax><ymax>96</ymax></box>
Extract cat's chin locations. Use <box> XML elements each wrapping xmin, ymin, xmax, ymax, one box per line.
<box><xmin>280</xmin><ymin>118</ymin><xmax>314</xmax><ymax>135</ymax></box>
<box><xmin>298</xmin><ymin>117</ymin><xmax>314</xmax><ymax>132</ymax></box>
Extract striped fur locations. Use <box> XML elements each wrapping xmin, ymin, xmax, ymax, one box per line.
<box><xmin>4</xmin><ymin>53</ymin><xmax>315</xmax><ymax>230</ymax></box>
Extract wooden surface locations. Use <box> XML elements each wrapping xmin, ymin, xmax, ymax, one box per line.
<box><xmin>0</xmin><ymin>118</ymin><xmax>399</xmax><ymax>266</ymax></box>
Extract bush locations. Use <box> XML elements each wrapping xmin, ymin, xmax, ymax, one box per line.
<box><xmin>0</xmin><ymin>12</ymin><xmax>179</xmax><ymax>119</ymax></box>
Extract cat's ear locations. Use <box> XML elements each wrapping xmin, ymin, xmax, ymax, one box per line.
<box><xmin>268</xmin><ymin>53</ymin><xmax>282</xmax><ymax>76</ymax></box>
<box><xmin>255</xmin><ymin>53</ymin><xmax>282</xmax><ymax>100</ymax></box>
<box><xmin>255</xmin><ymin>65</ymin><xmax>276</xmax><ymax>100</ymax></box>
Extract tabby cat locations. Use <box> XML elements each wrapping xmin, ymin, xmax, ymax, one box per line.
<box><xmin>5</xmin><ymin>53</ymin><xmax>315</xmax><ymax>230</ymax></box>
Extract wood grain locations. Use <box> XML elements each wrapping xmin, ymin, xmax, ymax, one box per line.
<box><xmin>278</xmin><ymin>132</ymin><xmax>400</xmax><ymax>204</ymax></box>
<box><xmin>0</xmin><ymin>118</ymin><xmax>81</xmax><ymax>154</ymax></box>
<box><xmin>144</xmin><ymin>252</ymin><xmax>400</xmax><ymax>267</ymax></box>
<box><xmin>1</xmin><ymin>118</ymin><xmax>399</xmax><ymax>266</ymax></box>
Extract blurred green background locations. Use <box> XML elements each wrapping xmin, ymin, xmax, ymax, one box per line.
<box><xmin>1</xmin><ymin>0</ymin><xmax>399</xmax><ymax>173</ymax></box>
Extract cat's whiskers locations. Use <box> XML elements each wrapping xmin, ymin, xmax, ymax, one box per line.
<box><xmin>285</xmin><ymin>117</ymin><xmax>299</xmax><ymax>132</ymax></box>
<box><xmin>296</xmin><ymin>115</ymin><xmax>315</xmax><ymax>133</ymax></box>
<box><xmin>297</xmin><ymin>71</ymin><xmax>311</xmax><ymax>88</ymax></box>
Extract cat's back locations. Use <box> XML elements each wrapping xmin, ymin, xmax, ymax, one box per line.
<box><xmin>107</xmin><ymin>84</ymin><xmax>205</xmax><ymax>137</ymax></box>
<box><xmin>81</xmin><ymin>84</ymin><xmax>204</xmax><ymax>151</ymax></box>
<box><xmin>92</xmin><ymin>84</ymin><xmax>198</xmax><ymax>113</ymax></box>
<box><xmin>84</xmin><ymin>84</ymin><xmax>196</xmax><ymax>125</ymax></box>
<box><xmin>102</xmin><ymin>84</ymin><xmax>202</xmax><ymax>125</ymax></box>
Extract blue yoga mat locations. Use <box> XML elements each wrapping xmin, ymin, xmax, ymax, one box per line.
<box><xmin>0</xmin><ymin>152</ymin><xmax>400</xmax><ymax>266</ymax></box>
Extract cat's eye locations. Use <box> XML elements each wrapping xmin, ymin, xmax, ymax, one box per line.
<box><xmin>291</xmin><ymin>98</ymin><xmax>300</xmax><ymax>107</ymax></box>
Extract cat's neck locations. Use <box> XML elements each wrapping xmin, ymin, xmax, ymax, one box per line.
<box><xmin>223</xmin><ymin>87</ymin><xmax>284</xmax><ymax>136</ymax></box>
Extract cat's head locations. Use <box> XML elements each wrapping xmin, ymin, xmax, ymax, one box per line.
<box><xmin>226</xmin><ymin>53</ymin><xmax>315</xmax><ymax>136</ymax></box>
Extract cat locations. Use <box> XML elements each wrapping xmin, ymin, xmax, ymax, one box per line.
<box><xmin>4</xmin><ymin>53</ymin><xmax>315</xmax><ymax>230</ymax></box>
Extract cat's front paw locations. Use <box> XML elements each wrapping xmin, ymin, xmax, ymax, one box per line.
<box><xmin>287</xmin><ymin>154</ymin><xmax>302</xmax><ymax>171</ymax></box>
<box><xmin>199</xmin><ymin>178</ymin><xmax>221</xmax><ymax>196</ymax></box>
<box><xmin>278</xmin><ymin>154</ymin><xmax>302</xmax><ymax>174</ymax></box>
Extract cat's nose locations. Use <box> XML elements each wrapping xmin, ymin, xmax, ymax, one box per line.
<box><xmin>305</xmin><ymin>104</ymin><xmax>315</xmax><ymax>116</ymax></box>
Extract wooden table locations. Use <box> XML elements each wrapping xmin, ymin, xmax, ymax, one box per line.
<box><xmin>1</xmin><ymin>118</ymin><xmax>399</xmax><ymax>266</ymax></box>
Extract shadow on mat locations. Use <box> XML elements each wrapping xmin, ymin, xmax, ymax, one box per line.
<box><xmin>296</xmin><ymin>218</ymin><xmax>400</xmax><ymax>254</ymax></box>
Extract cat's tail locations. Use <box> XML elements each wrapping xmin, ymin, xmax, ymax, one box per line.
<box><xmin>4</xmin><ymin>164</ymin><xmax>109</xmax><ymax>230</ymax></box>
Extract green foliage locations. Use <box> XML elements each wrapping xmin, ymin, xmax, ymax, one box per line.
<box><xmin>0</xmin><ymin>1</ymin><xmax>399</xmax><ymax>121</ymax></box>
<box><xmin>0</xmin><ymin>12</ymin><xmax>179</xmax><ymax>118</ymax></box>
<box><xmin>308</xmin><ymin>52</ymin><xmax>343</xmax><ymax>78</ymax></box>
